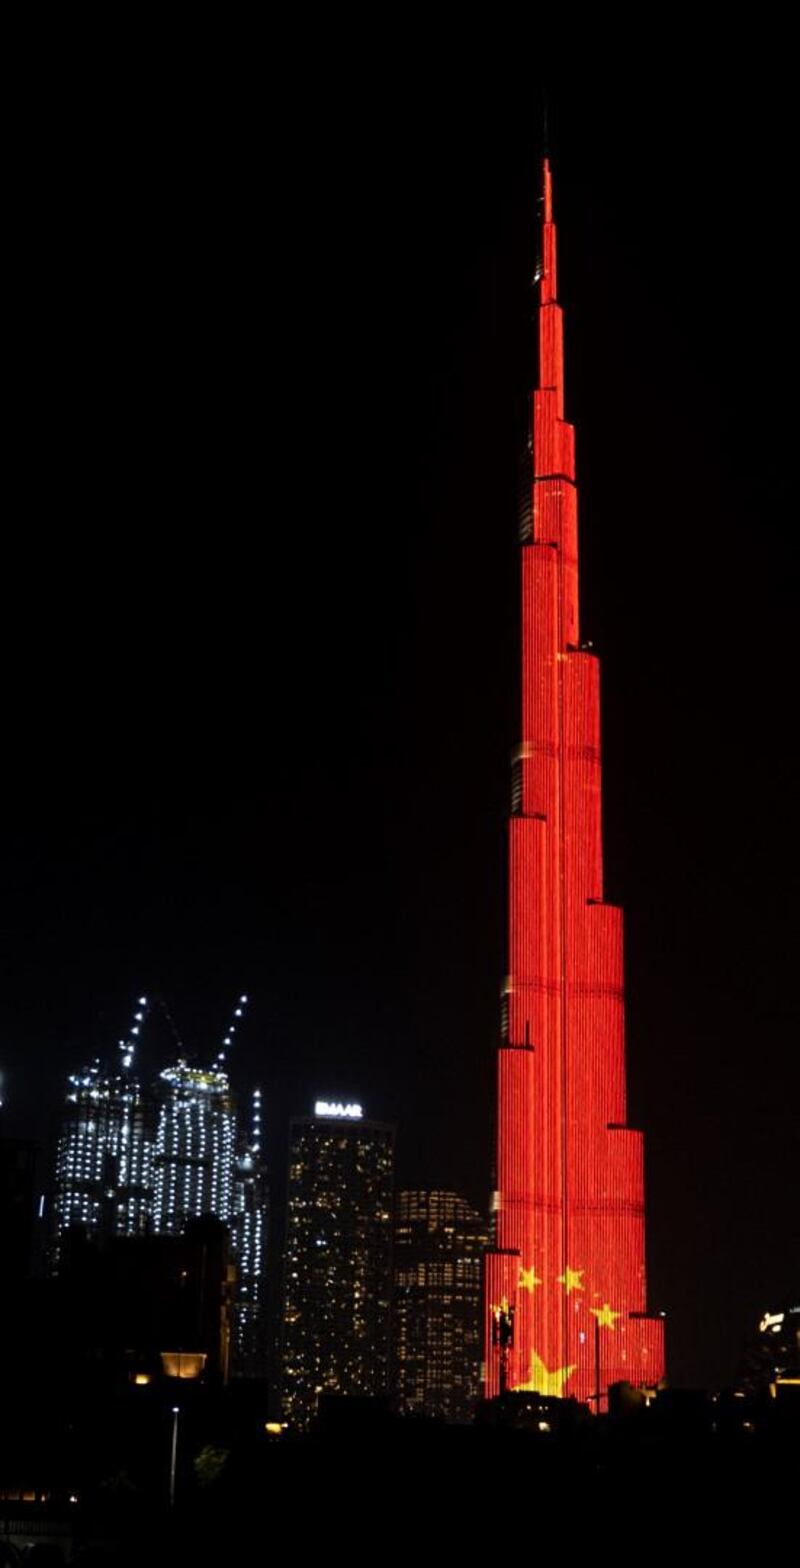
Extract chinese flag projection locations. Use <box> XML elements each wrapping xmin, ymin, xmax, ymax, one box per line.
<box><xmin>484</xmin><ymin>161</ymin><xmax>665</xmax><ymax>1407</ymax></box>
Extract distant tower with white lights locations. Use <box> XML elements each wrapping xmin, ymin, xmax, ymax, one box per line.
<box><xmin>152</xmin><ymin>996</ymin><xmax>247</xmax><ymax>1233</ymax></box>
<box><xmin>52</xmin><ymin>998</ymin><xmax>154</xmax><ymax>1264</ymax></box>
<box><xmin>54</xmin><ymin>991</ymin><xmax>270</xmax><ymax>1366</ymax></box>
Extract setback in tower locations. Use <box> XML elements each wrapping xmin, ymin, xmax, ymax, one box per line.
<box><xmin>484</xmin><ymin>159</ymin><xmax>666</xmax><ymax>1408</ymax></box>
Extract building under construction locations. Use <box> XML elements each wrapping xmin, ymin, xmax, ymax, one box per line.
<box><xmin>51</xmin><ymin>992</ymin><xmax>268</xmax><ymax>1378</ymax></box>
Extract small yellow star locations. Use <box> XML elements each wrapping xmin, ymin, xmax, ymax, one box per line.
<box><xmin>590</xmin><ymin>1302</ymin><xmax>622</xmax><ymax>1330</ymax></box>
<box><xmin>518</xmin><ymin>1265</ymin><xmax>542</xmax><ymax>1292</ymax></box>
<box><xmin>558</xmin><ymin>1266</ymin><xmax>584</xmax><ymax>1295</ymax></box>
<box><xmin>516</xmin><ymin>1352</ymin><xmax>576</xmax><ymax>1397</ymax></box>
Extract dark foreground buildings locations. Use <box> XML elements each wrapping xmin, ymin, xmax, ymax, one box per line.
<box><xmin>281</xmin><ymin>1103</ymin><xmax>394</xmax><ymax>1429</ymax></box>
<box><xmin>740</xmin><ymin>1302</ymin><xmax>800</xmax><ymax>1397</ymax></box>
<box><xmin>54</xmin><ymin>1214</ymin><xmax>236</xmax><ymax>1389</ymax></box>
<box><xmin>0</xmin><ymin>1131</ymin><xmax>40</xmax><ymax>1290</ymax></box>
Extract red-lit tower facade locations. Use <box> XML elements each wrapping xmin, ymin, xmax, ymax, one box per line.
<box><xmin>484</xmin><ymin>161</ymin><xmax>665</xmax><ymax>1407</ymax></box>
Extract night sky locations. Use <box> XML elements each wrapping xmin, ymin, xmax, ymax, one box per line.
<box><xmin>2</xmin><ymin>52</ymin><xmax>798</xmax><ymax>1389</ymax></box>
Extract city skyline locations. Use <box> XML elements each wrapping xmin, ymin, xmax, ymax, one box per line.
<box><xmin>2</xmin><ymin>77</ymin><xmax>798</xmax><ymax>1392</ymax></box>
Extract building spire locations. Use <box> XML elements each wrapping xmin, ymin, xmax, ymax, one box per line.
<box><xmin>484</xmin><ymin>135</ymin><xmax>665</xmax><ymax>1408</ymax></box>
<box><xmin>537</xmin><ymin>156</ymin><xmax>563</xmax><ymax>424</ymax></box>
<box><xmin>540</xmin><ymin>157</ymin><xmax>557</xmax><ymax>307</ymax></box>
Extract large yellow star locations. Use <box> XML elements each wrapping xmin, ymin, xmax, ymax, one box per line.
<box><xmin>518</xmin><ymin>1265</ymin><xmax>542</xmax><ymax>1292</ymax></box>
<box><xmin>557</xmin><ymin>1266</ymin><xmax>584</xmax><ymax>1295</ymax></box>
<box><xmin>516</xmin><ymin>1352</ymin><xmax>575</xmax><ymax>1397</ymax></box>
<box><xmin>590</xmin><ymin>1302</ymin><xmax>622</xmax><ymax>1330</ymax></box>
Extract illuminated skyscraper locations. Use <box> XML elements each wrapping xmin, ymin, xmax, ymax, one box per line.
<box><xmin>484</xmin><ymin>160</ymin><xmax>665</xmax><ymax>1406</ymax></box>
<box><xmin>281</xmin><ymin>1103</ymin><xmax>394</xmax><ymax>1430</ymax></box>
<box><xmin>394</xmin><ymin>1189</ymin><xmax>488</xmax><ymax>1422</ymax></box>
<box><xmin>52</xmin><ymin>999</ymin><xmax>154</xmax><ymax>1264</ymax></box>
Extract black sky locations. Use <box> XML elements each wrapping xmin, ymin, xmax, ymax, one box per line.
<box><xmin>2</xmin><ymin>45</ymin><xmax>798</xmax><ymax>1388</ymax></box>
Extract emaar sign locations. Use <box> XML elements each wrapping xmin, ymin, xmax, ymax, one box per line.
<box><xmin>314</xmin><ymin>1100</ymin><xmax>363</xmax><ymax>1120</ymax></box>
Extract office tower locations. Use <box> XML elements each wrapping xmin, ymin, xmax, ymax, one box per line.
<box><xmin>394</xmin><ymin>1189</ymin><xmax>488</xmax><ymax>1422</ymax></box>
<box><xmin>52</xmin><ymin>998</ymin><xmax>154</xmax><ymax>1262</ymax></box>
<box><xmin>484</xmin><ymin>160</ymin><xmax>665</xmax><ymax>1406</ymax></box>
<box><xmin>231</xmin><ymin>1086</ymin><xmax>269</xmax><ymax>1377</ymax></box>
<box><xmin>281</xmin><ymin>1102</ymin><xmax>394</xmax><ymax>1430</ymax></box>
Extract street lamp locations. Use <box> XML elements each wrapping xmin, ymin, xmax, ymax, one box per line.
<box><xmin>169</xmin><ymin>1406</ymin><xmax>179</xmax><ymax>1509</ymax></box>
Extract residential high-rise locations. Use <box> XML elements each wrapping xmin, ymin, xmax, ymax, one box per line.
<box><xmin>281</xmin><ymin>1102</ymin><xmax>394</xmax><ymax>1430</ymax></box>
<box><xmin>394</xmin><ymin>1189</ymin><xmax>488</xmax><ymax>1422</ymax></box>
<box><xmin>484</xmin><ymin>160</ymin><xmax>665</xmax><ymax>1406</ymax></box>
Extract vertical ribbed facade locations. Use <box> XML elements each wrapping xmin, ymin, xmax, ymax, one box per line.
<box><xmin>484</xmin><ymin>161</ymin><xmax>665</xmax><ymax>1406</ymax></box>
